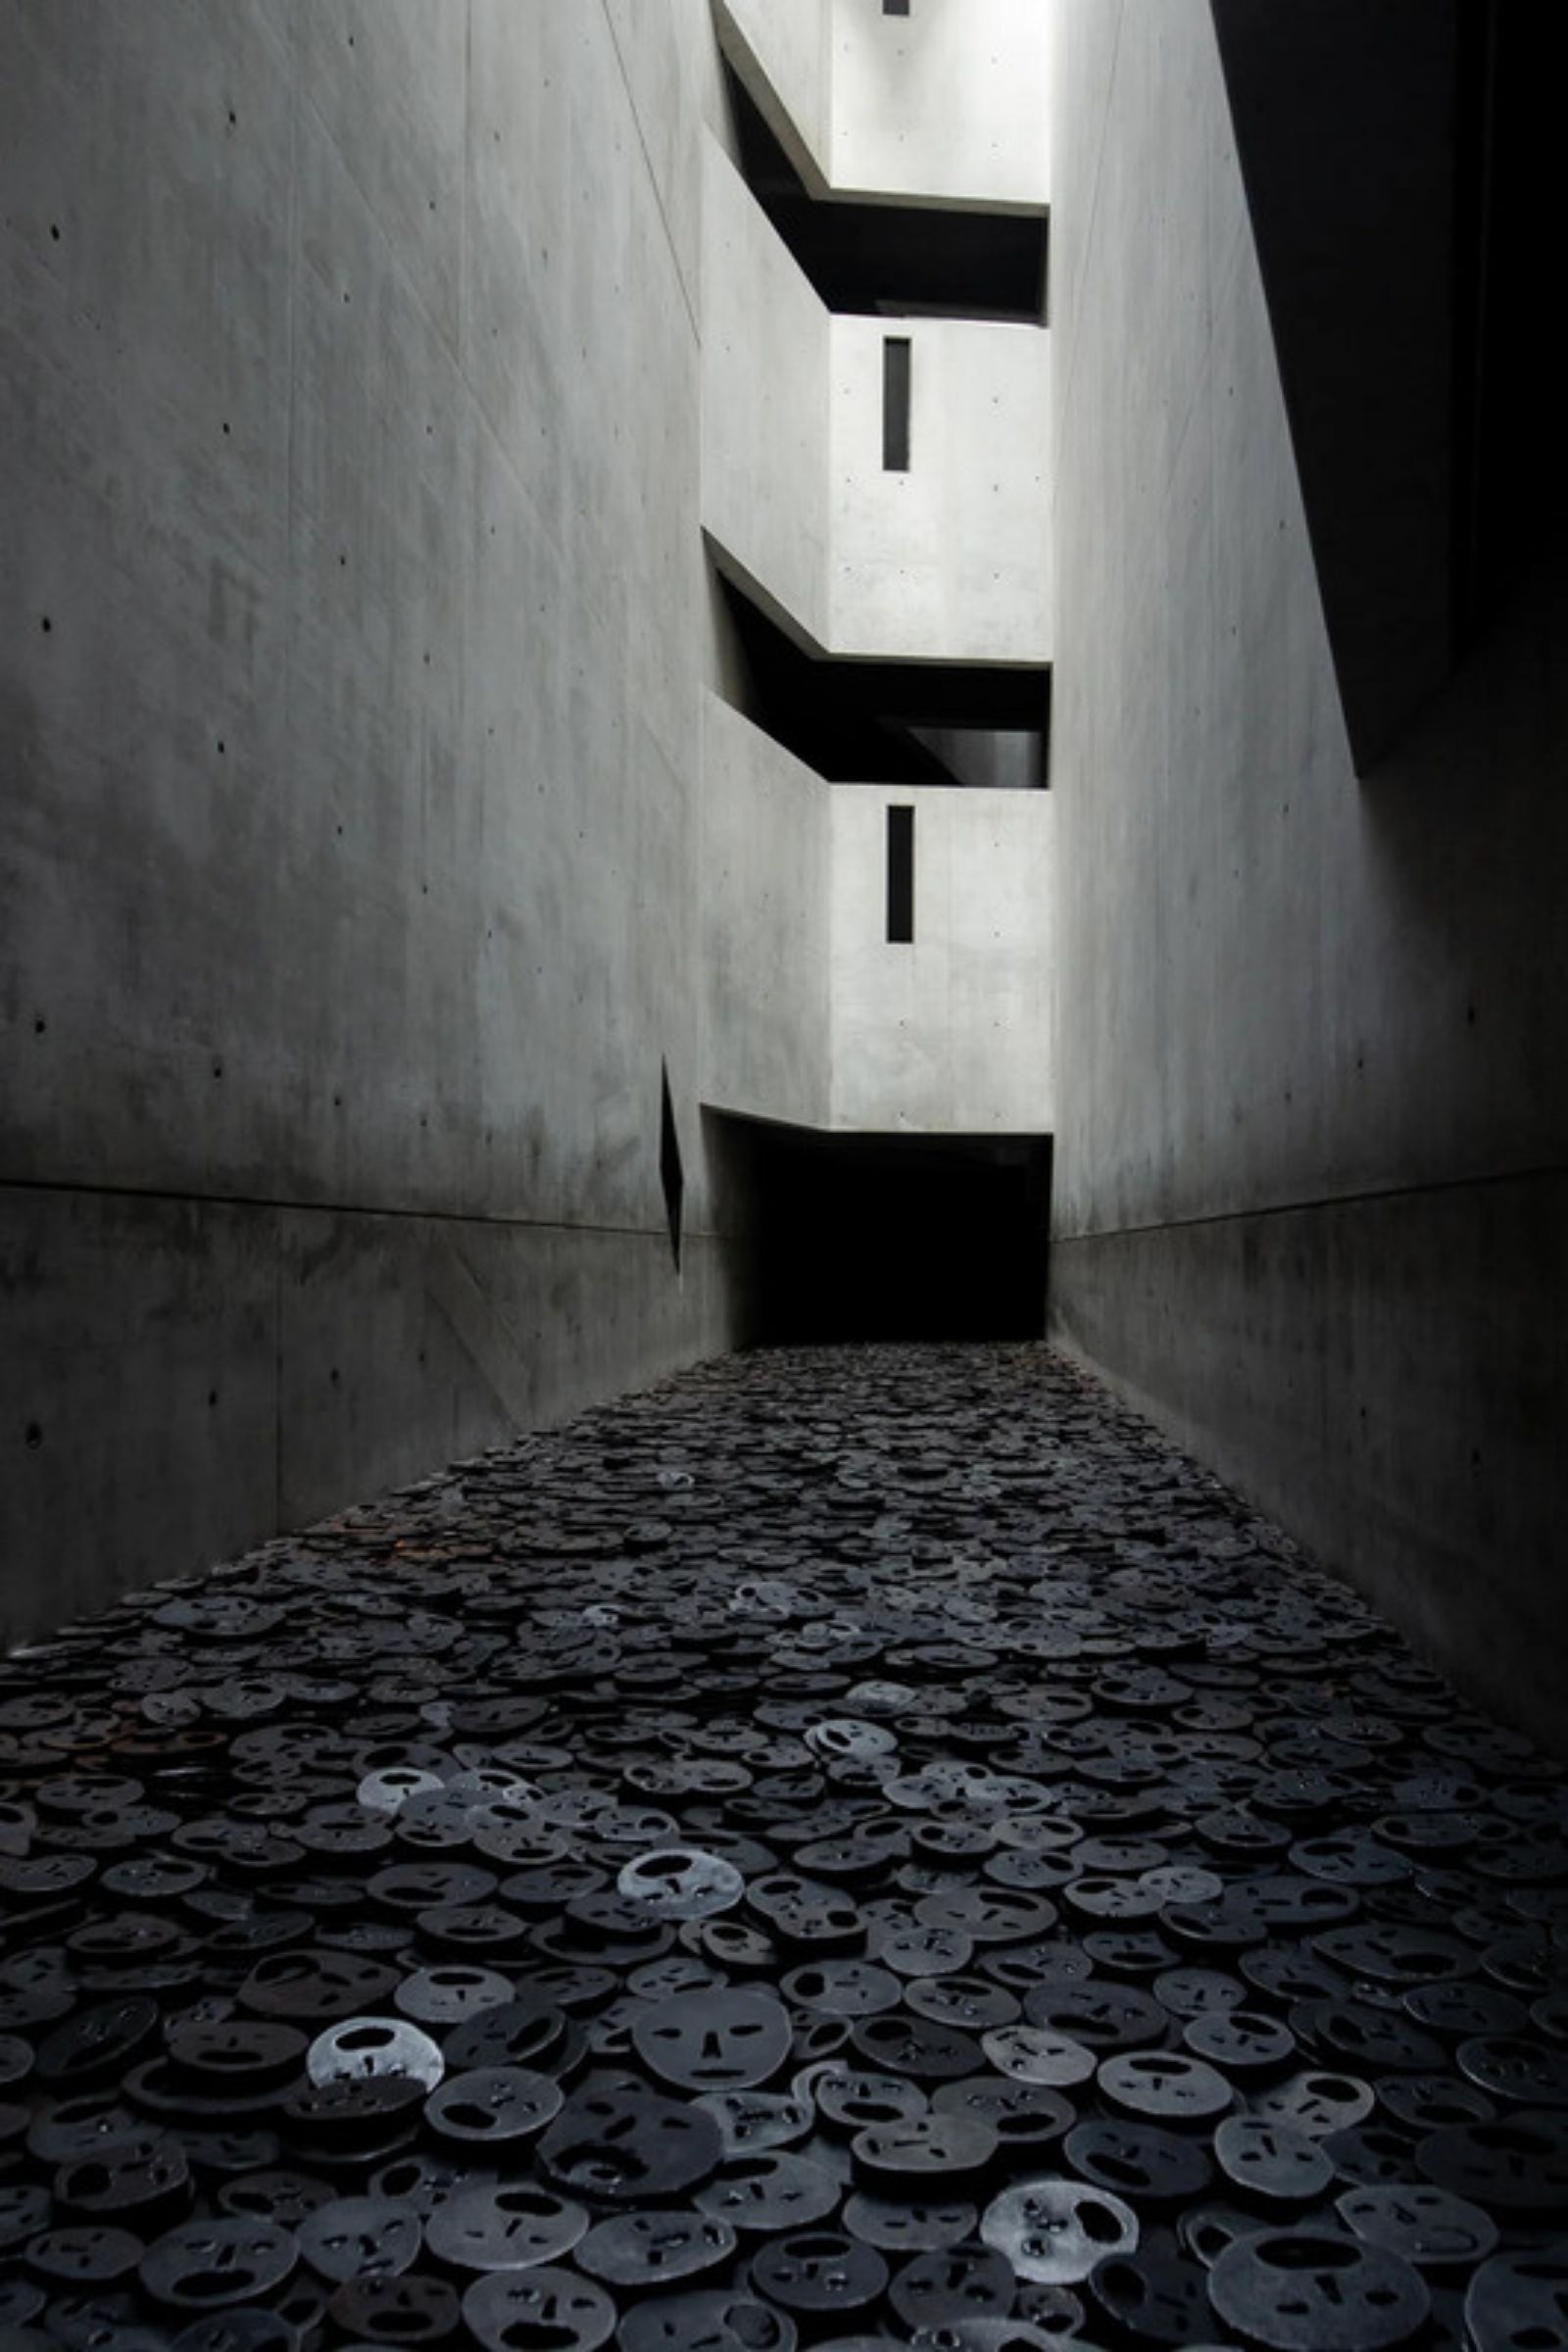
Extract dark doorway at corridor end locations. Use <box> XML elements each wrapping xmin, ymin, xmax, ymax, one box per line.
<box><xmin>716</xmin><ymin>1118</ymin><xmax>1052</xmax><ymax>1345</ymax></box>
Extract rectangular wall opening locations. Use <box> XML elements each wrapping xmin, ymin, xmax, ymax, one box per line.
<box><xmin>882</xmin><ymin>335</ymin><xmax>911</xmax><ymax>471</ymax></box>
<box><xmin>884</xmin><ymin>0</ymin><xmax>911</xmax><ymax>16</ymax></box>
<box><xmin>726</xmin><ymin>1121</ymin><xmax>1052</xmax><ymax>1346</ymax></box>
<box><xmin>659</xmin><ymin>1061</ymin><xmax>684</xmax><ymax>1270</ymax></box>
<box><xmin>886</xmin><ymin>804</ymin><xmax>914</xmax><ymax>942</ymax></box>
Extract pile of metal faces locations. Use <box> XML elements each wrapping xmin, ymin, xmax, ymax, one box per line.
<box><xmin>0</xmin><ymin>1342</ymin><xmax>1564</xmax><ymax>2350</ymax></box>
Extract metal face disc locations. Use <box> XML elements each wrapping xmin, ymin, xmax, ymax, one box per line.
<box><xmin>463</xmin><ymin>2264</ymin><xmax>616</xmax><ymax>2352</ymax></box>
<box><xmin>696</xmin><ymin>2088</ymin><xmax>814</xmax><ymax>2155</ymax></box>
<box><xmin>1464</xmin><ymin>2251</ymin><xmax>1568</xmax><ymax>2352</ymax></box>
<box><xmin>1208</xmin><ymin>2229</ymin><xmax>1430</xmax><ymax>2351</ymax></box>
<box><xmin>35</xmin><ymin>1998</ymin><xmax>160</xmax><ymax>2085</ymax></box>
<box><xmin>306</xmin><ymin>2017</ymin><xmax>444</xmax><ymax>2091</ymax></box>
<box><xmin>1213</xmin><ymin>2115</ymin><xmax>1335</xmax><ymax>2204</ymax></box>
<box><xmin>1025</xmin><ymin>1979</ymin><xmax>1168</xmax><ymax>2052</ymax></box>
<box><xmin>24</xmin><ymin>2225</ymin><xmax>146</xmax><ymax>2286</ymax></box>
<box><xmin>852</xmin><ymin>2111</ymin><xmax>998</xmax><ymax>2185</ymax></box>
<box><xmin>538</xmin><ymin>2082</ymin><xmax>723</xmax><ymax>2202</ymax></box>
<box><xmin>979</xmin><ymin>2026</ymin><xmax>1095</xmax><ymax>2089</ymax></box>
<box><xmin>616</xmin><ymin>1847</ymin><xmax>746</xmax><ymax>1920</ymax></box>
<box><xmin>53</xmin><ymin>2133</ymin><xmax>190</xmax><ymax>2224</ymax></box>
<box><xmin>424</xmin><ymin>2065</ymin><xmax>564</xmax><ymax>2145</ymax></box>
<box><xmin>1246</xmin><ymin>2069</ymin><xmax>1376</xmax><ymax>2138</ymax></box>
<box><xmin>1416</xmin><ymin>2115</ymin><xmax>1568</xmax><ymax>2213</ymax></box>
<box><xmin>616</xmin><ymin>2288</ymin><xmax>800</xmax><ymax>2351</ymax></box>
<box><xmin>750</xmin><ymin>2228</ymin><xmax>889</xmax><ymax>2320</ymax></box>
<box><xmin>1334</xmin><ymin>2182</ymin><xmax>1498</xmax><ymax>2270</ymax></box>
<box><xmin>327</xmin><ymin>2271</ymin><xmax>462</xmax><ymax>2344</ymax></box>
<box><xmin>1086</xmin><ymin>2246</ymin><xmax>1215</xmax><ymax>2346</ymax></box>
<box><xmin>1097</xmin><ymin>2048</ymin><xmax>1233</xmax><ymax>2123</ymax></box>
<box><xmin>632</xmin><ymin>1990</ymin><xmax>793</xmax><ymax>2091</ymax></box>
<box><xmin>443</xmin><ymin>1999</ymin><xmax>576</xmax><ymax>2075</ymax></box>
<box><xmin>1065</xmin><ymin>2117</ymin><xmax>1215</xmax><ymax>2205</ymax></box>
<box><xmin>694</xmin><ymin>2151</ymin><xmax>843</xmax><ymax>2233</ymax></box>
<box><xmin>809</xmin><ymin>2066</ymin><xmax>928</xmax><ymax>2132</ymax></box>
<box><xmin>842</xmin><ymin>2192</ymin><xmax>978</xmax><ymax>2253</ymax></box>
<box><xmin>295</xmin><ymin>2192</ymin><xmax>422</xmax><ymax>2283</ymax></box>
<box><xmin>574</xmin><ymin>2209</ymin><xmax>736</xmax><ymax>2287</ymax></box>
<box><xmin>138</xmin><ymin>2220</ymin><xmax>297</xmax><ymax>2311</ymax></box>
<box><xmin>423</xmin><ymin>2180</ymin><xmax>589</xmax><ymax>2273</ymax></box>
<box><xmin>393</xmin><ymin>1963</ymin><xmax>514</xmax><ymax>2025</ymax></box>
<box><xmin>980</xmin><ymin>2180</ymin><xmax>1140</xmax><ymax>2284</ymax></box>
<box><xmin>887</xmin><ymin>2242</ymin><xmax>1015</xmax><ymax>2330</ymax></box>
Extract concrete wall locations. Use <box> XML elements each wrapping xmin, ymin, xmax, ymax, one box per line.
<box><xmin>1049</xmin><ymin>0</ymin><xmax>1568</xmax><ymax>1748</ymax></box>
<box><xmin>700</xmin><ymin>695</ymin><xmax>832</xmax><ymax>1131</ymax></box>
<box><xmin>701</xmin><ymin>135</ymin><xmax>831</xmax><ymax>644</ymax></box>
<box><xmin>715</xmin><ymin>0</ymin><xmax>1050</xmax><ymax>212</ymax></box>
<box><xmin>699</xmin><ymin>713</ymin><xmax>1050</xmax><ymax>1142</ymax></box>
<box><xmin>703</xmin><ymin>136</ymin><xmax>1050</xmax><ymax>662</ymax></box>
<box><xmin>830</xmin><ymin>0</ymin><xmax>1051</xmax><ymax>211</ymax></box>
<box><xmin>829</xmin><ymin>316</ymin><xmax>1051</xmax><ymax>662</ymax></box>
<box><xmin>0</xmin><ymin>0</ymin><xmax>737</xmax><ymax>1642</ymax></box>
<box><xmin>830</xmin><ymin>787</ymin><xmax>1053</xmax><ymax>1134</ymax></box>
<box><xmin>712</xmin><ymin>0</ymin><xmax>832</xmax><ymax>188</ymax></box>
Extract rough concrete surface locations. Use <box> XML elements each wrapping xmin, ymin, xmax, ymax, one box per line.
<box><xmin>1</xmin><ymin>0</ymin><xmax>734</xmax><ymax>1628</ymax></box>
<box><xmin>1048</xmin><ymin>0</ymin><xmax>1568</xmax><ymax>1748</ymax></box>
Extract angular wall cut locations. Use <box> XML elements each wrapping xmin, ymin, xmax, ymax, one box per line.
<box><xmin>714</xmin><ymin>0</ymin><xmax>1051</xmax><ymax>209</ymax></box>
<box><xmin>702</xmin><ymin>136</ymin><xmax>1052</xmax><ymax>662</ymax></box>
<box><xmin>699</xmin><ymin>697</ymin><xmax>833</xmax><ymax>1134</ymax></box>
<box><xmin>700</xmin><ymin>703</ymin><xmax>1052</xmax><ymax>1140</ymax></box>
<box><xmin>1048</xmin><ymin>0</ymin><xmax>1568</xmax><ymax>1748</ymax></box>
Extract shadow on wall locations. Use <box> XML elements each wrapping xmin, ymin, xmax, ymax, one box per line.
<box><xmin>707</xmin><ymin>1111</ymin><xmax>1051</xmax><ymax>1346</ymax></box>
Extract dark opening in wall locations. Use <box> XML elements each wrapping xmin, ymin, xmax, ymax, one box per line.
<box><xmin>660</xmin><ymin>1063</ymin><xmax>684</xmax><ymax>1269</ymax></box>
<box><xmin>884</xmin><ymin>0</ymin><xmax>911</xmax><ymax>17</ymax></box>
<box><xmin>736</xmin><ymin>1125</ymin><xmax>1051</xmax><ymax>1345</ymax></box>
<box><xmin>714</xmin><ymin>570</ymin><xmax>1050</xmax><ymax>786</ymax></box>
<box><xmin>886</xmin><ymin>806</ymin><xmax>915</xmax><ymax>941</ymax></box>
<box><xmin>1454</xmin><ymin>2</ymin><xmax>1568</xmax><ymax>636</ymax></box>
<box><xmin>719</xmin><ymin>59</ymin><xmax>1046</xmax><ymax>322</ymax></box>
<box><xmin>883</xmin><ymin>337</ymin><xmax>912</xmax><ymax>471</ymax></box>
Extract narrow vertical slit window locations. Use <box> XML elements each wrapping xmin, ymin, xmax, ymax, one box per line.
<box><xmin>659</xmin><ymin>1060</ymin><xmax>684</xmax><ymax>1270</ymax></box>
<box><xmin>882</xmin><ymin>335</ymin><xmax>911</xmax><ymax>472</ymax></box>
<box><xmin>886</xmin><ymin>805</ymin><xmax>915</xmax><ymax>943</ymax></box>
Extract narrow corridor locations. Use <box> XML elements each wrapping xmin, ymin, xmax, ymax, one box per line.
<box><xmin>0</xmin><ymin>1347</ymin><xmax>1563</xmax><ymax>2348</ymax></box>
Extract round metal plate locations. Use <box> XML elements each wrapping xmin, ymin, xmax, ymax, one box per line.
<box><xmin>462</xmin><ymin>2264</ymin><xmax>616</xmax><ymax>2352</ymax></box>
<box><xmin>1208</xmin><ymin>2229</ymin><xmax>1430</xmax><ymax>2351</ymax></box>
<box><xmin>980</xmin><ymin>2180</ymin><xmax>1139</xmax><ymax>2284</ymax></box>
<box><xmin>423</xmin><ymin>2180</ymin><xmax>588</xmax><ymax>2272</ymax></box>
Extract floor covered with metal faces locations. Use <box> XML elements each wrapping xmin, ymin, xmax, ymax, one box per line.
<box><xmin>1</xmin><ymin>1344</ymin><xmax>1565</xmax><ymax>2351</ymax></box>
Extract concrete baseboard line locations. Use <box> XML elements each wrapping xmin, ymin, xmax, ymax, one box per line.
<box><xmin>1056</xmin><ymin>1157</ymin><xmax>1568</xmax><ymax>1246</ymax></box>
